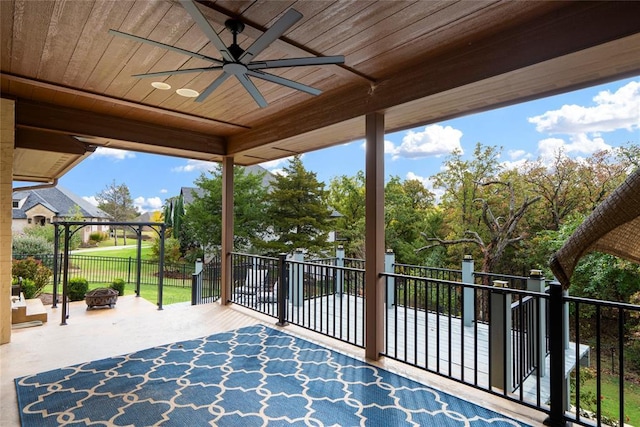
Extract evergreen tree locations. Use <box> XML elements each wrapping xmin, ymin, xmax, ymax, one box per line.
<box><xmin>260</xmin><ymin>156</ymin><xmax>332</xmax><ymax>256</ymax></box>
<box><xmin>183</xmin><ymin>165</ymin><xmax>268</xmax><ymax>254</ymax></box>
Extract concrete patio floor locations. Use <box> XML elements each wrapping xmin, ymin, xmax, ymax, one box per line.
<box><xmin>1</xmin><ymin>295</ymin><xmax>546</xmax><ymax>426</ymax></box>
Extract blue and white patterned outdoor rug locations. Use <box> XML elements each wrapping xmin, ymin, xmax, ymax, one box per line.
<box><xmin>15</xmin><ymin>324</ymin><xmax>531</xmax><ymax>426</ymax></box>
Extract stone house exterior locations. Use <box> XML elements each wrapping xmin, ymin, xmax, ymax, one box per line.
<box><xmin>12</xmin><ymin>186</ymin><xmax>110</xmax><ymax>243</ymax></box>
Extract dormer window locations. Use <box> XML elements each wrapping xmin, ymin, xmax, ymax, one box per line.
<box><xmin>12</xmin><ymin>200</ymin><xmax>19</xmax><ymax>208</ymax></box>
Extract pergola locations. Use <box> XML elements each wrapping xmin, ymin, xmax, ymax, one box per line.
<box><xmin>2</xmin><ymin>0</ymin><xmax>640</xmax><ymax>352</ymax></box>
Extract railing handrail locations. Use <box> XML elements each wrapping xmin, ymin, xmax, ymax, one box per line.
<box><xmin>394</xmin><ymin>263</ymin><xmax>463</xmax><ymax>274</ymax></box>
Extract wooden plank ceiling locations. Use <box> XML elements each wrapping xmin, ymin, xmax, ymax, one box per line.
<box><xmin>2</xmin><ymin>0</ymin><xmax>640</xmax><ymax>183</ymax></box>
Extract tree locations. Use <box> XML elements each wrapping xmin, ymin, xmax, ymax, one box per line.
<box><xmin>328</xmin><ymin>171</ymin><xmax>366</xmax><ymax>258</ymax></box>
<box><xmin>385</xmin><ymin>176</ymin><xmax>435</xmax><ymax>264</ymax></box>
<box><xmin>96</xmin><ymin>180</ymin><xmax>138</xmax><ymax>245</ymax></box>
<box><xmin>260</xmin><ymin>155</ymin><xmax>332</xmax><ymax>256</ymax></box>
<box><xmin>182</xmin><ymin>165</ymin><xmax>268</xmax><ymax>254</ymax></box>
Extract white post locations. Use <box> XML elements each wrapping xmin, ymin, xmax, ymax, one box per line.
<box><xmin>490</xmin><ymin>280</ymin><xmax>512</xmax><ymax>392</ymax></box>
<box><xmin>385</xmin><ymin>249</ymin><xmax>395</xmax><ymax>307</ymax></box>
<box><xmin>336</xmin><ymin>245</ymin><xmax>345</xmax><ymax>296</ymax></box>
<box><xmin>290</xmin><ymin>249</ymin><xmax>304</xmax><ymax>307</ymax></box>
<box><xmin>527</xmin><ymin>269</ymin><xmax>546</xmax><ymax>377</ymax></box>
<box><xmin>461</xmin><ymin>255</ymin><xmax>474</xmax><ymax>326</ymax></box>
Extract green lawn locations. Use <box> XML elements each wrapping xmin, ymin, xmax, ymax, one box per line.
<box><xmin>573</xmin><ymin>369</ymin><xmax>640</xmax><ymax>426</ymax></box>
<box><xmin>73</xmin><ymin>246</ymin><xmax>154</xmax><ymax>259</ymax></box>
<box><xmin>42</xmin><ymin>281</ymin><xmax>192</xmax><ymax>306</ymax></box>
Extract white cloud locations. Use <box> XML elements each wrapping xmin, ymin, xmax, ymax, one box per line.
<box><xmin>133</xmin><ymin>196</ymin><xmax>164</xmax><ymax>213</ymax></box>
<box><xmin>389</xmin><ymin>125</ymin><xmax>463</xmax><ymax>160</ymax></box>
<box><xmin>172</xmin><ymin>159</ymin><xmax>217</xmax><ymax>173</ymax></box>
<box><xmin>160</xmin><ymin>189</ymin><xmax>168</xmax><ymax>194</ymax></box>
<box><xmin>528</xmin><ymin>80</ymin><xmax>640</xmax><ymax>134</ymax></box>
<box><xmin>83</xmin><ymin>196</ymin><xmax>98</xmax><ymax>206</ymax></box>
<box><xmin>91</xmin><ymin>147</ymin><xmax>135</xmax><ymax>160</ymax></box>
<box><xmin>508</xmin><ymin>149</ymin><xmax>528</xmax><ymax>160</ymax></box>
<box><xmin>501</xmin><ymin>149</ymin><xmax>532</xmax><ymax>170</ymax></box>
<box><xmin>537</xmin><ymin>134</ymin><xmax>612</xmax><ymax>163</ymax></box>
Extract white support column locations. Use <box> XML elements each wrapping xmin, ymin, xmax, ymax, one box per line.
<box><xmin>461</xmin><ymin>255</ymin><xmax>475</xmax><ymax>326</ymax></box>
<box><xmin>1</xmin><ymin>98</ymin><xmax>15</xmax><ymax>344</ymax></box>
<box><xmin>364</xmin><ymin>112</ymin><xmax>385</xmax><ymax>361</ymax></box>
<box><xmin>290</xmin><ymin>249</ymin><xmax>304</xmax><ymax>307</ymax></box>
<box><xmin>221</xmin><ymin>156</ymin><xmax>234</xmax><ymax>305</ymax></box>
<box><xmin>335</xmin><ymin>245</ymin><xmax>344</xmax><ymax>296</ymax></box>
<box><xmin>385</xmin><ymin>249</ymin><xmax>395</xmax><ymax>307</ymax></box>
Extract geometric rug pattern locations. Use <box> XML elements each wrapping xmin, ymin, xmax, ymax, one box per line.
<box><xmin>15</xmin><ymin>324</ymin><xmax>531</xmax><ymax>426</ymax></box>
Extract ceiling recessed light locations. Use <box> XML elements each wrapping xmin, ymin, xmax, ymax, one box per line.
<box><xmin>176</xmin><ymin>88</ymin><xmax>200</xmax><ymax>98</ymax></box>
<box><xmin>151</xmin><ymin>81</ymin><xmax>171</xmax><ymax>90</ymax></box>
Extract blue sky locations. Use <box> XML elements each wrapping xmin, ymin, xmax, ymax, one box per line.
<box><xmin>59</xmin><ymin>76</ymin><xmax>640</xmax><ymax>213</ymax></box>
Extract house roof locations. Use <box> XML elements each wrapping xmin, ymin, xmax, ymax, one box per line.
<box><xmin>550</xmin><ymin>168</ymin><xmax>640</xmax><ymax>288</ymax></box>
<box><xmin>4</xmin><ymin>1</ymin><xmax>640</xmax><ymax>184</ymax></box>
<box><xmin>12</xmin><ymin>186</ymin><xmax>109</xmax><ymax>220</ymax></box>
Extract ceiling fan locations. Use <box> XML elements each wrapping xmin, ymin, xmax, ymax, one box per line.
<box><xmin>108</xmin><ymin>0</ymin><xmax>344</xmax><ymax>108</ymax></box>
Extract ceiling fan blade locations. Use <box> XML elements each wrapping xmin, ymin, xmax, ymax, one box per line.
<box><xmin>195</xmin><ymin>72</ymin><xmax>231</xmax><ymax>102</ymax></box>
<box><xmin>239</xmin><ymin>8</ymin><xmax>303</xmax><ymax>64</ymax></box>
<box><xmin>248</xmin><ymin>55</ymin><xmax>345</xmax><ymax>70</ymax></box>
<box><xmin>179</xmin><ymin>0</ymin><xmax>234</xmax><ymax>62</ymax></box>
<box><xmin>236</xmin><ymin>74</ymin><xmax>268</xmax><ymax>108</ymax></box>
<box><xmin>133</xmin><ymin>66</ymin><xmax>222</xmax><ymax>78</ymax></box>
<box><xmin>246</xmin><ymin>70</ymin><xmax>321</xmax><ymax>96</ymax></box>
<box><xmin>108</xmin><ymin>29</ymin><xmax>223</xmax><ymax>65</ymax></box>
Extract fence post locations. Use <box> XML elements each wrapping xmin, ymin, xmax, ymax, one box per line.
<box><xmin>385</xmin><ymin>249</ymin><xmax>395</xmax><ymax>307</ymax></box>
<box><xmin>290</xmin><ymin>249</ymin><xmax>304</xmax><ymax>307</ymax></box>
<box><xmin>489</xmin><ymin>280</ymin><xmax>512</xmax><ymax>392</ymax></box>
<box><xmin>461</xmin><ymin>255</ymin><xmax>474</xmax><ymax>326</ymax></box>
<box><xmin>52</xmin><ymin>224</ymin><xmax>59</xmax><ymax>308</ymax></box>
<box><xmin>191</xmin><ymin>258</ymin><xmax>203</xmax><ymax>305</ymax></box>
<box><xmin>527</xmin><ymin>269</ymin><xmax>547</xmax><ymax>377</ymax></box>
<box><xmin>544</xmin><ymin>281</ymin><xmax>567</xmax><ymax>426</ymax></box>
<box><xmin>127</xmin><ymin>257</ymin><xmax>132</xmax><ymax>284</ymax></box>
<box><xmin>276</xmin><ymin>253</ymin><xmax>288</xmax><ymax>326</ymax></box>
<box><xmin>336</xmin><ymin>245</ymin><xmax>345</xmax><ymax>296</ymax></box>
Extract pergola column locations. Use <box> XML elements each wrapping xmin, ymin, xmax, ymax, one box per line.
<box><xmin>364</xmin><ymin>112</ymin><xmax>385</xmax><ymax>360</ymax></box>
<box><xmin>1</xmin><ymin>98</ymin><xmax>15</xmax><ymax>344</ymax></box>
<box><xmin>220</xmin><ymin>156</ymin><xmax>234</xmax><ymax>305</ymax></box>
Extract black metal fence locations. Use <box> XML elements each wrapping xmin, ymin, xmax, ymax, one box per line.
<box><xmin>15</xmin><ymin>253</ymin><xmax>194</xmax><ymax>288</ymax></box>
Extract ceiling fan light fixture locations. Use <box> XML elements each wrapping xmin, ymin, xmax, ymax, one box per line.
<box><xmin>151</xmin><ymin>81</ymin><xmax>171</xmax><ymax>90</ymax></box>
<box><xmin>176</xmin><ymin>88</ymin><xmax>200</xmax><ymax>98</ymax></box>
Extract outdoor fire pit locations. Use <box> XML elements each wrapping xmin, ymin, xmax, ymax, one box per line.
<box><xmin>85</xmin><ymin>288</ymin><xmax>118</xmax><ymax>309</ymax></box>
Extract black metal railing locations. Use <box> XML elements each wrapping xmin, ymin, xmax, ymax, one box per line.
<box><xmin>228</xmin><ymin>253</ymin><xmax>365</xmax><ymax>347</ymax></box>
<box><xmin>381</xmin><ymin>271</ymin><xmax>551</xmax><ymax>414</ymax></box>
<box><xmin>394</xmin><ymin>263</ymin><xmax>462</xmax><ymax>282</ymax></box>
<box><xmin>191</xmin><ymin>259</ymin><xmax>221</xmax><ymax>305</ymax></box>
<box><xmin>562</xmin><ymin>295</ymin><xmax>639</xmax><ymax>427</ymax></box>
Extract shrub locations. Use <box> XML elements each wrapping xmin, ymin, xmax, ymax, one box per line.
<box><xmin>11</xmin><ymin>257</ymin><xmax>52</xmax><ymax>297</ymax></box>
<box><xmin>89</xmin><ymin>231</ymin><xmax>108</xmax><ymax>242</ymax></box>
<box><xmin>68</xmin><ymin>277</ymin><xmax>89</xmax><ymax>301</ymax></box>
<box><xmin>110</xmin><ymin>279</ymin><xmax>125</xmax><ymax>296</ymax></box>
<box><xmin>13</xmin><ymin>277</ymin><xmax>37</xmax><ymax>299</ymax></box>
<box><xmin>12</xmin><ymin>234</ymin><xmax>53</xmax><ymax>259</ymax></box>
